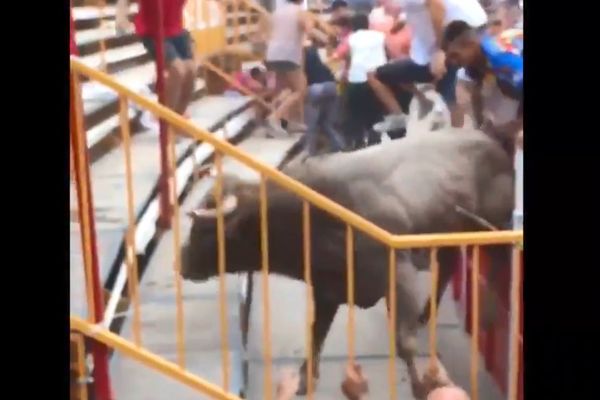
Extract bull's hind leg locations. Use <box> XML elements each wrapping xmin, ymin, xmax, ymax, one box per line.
<box><xmin>297</xmin><ymin>295</ymin><xmax>339</xmax><ymax>395</ymax></box>
<box><xmin>387</xmin><ymin>254</ymin><xmax>431</xmax><ymax>399</ymax></box>
<box><xmin>418</xmin><ymin>246</ymin><xmax>460</xmax><ymax>325</ymax></box>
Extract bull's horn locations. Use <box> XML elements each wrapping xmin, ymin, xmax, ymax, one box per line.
<box><xmin>188</xmin><ymin>194</ymin><xmax>238</xmax><ymax>218</ymax></box>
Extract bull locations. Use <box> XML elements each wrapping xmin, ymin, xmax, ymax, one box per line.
<box><xmin>180</xmin><ymin>128</ymin><xmax>514</xmax><ymax>397</ymax></box>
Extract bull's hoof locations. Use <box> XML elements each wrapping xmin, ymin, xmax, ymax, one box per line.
<box><xmin>296</xmin><ymin>364</ymin><xmax>319</xmax><ymax>396</ymax></box>
<box><xmin>296</xmin><ymin>373</ymin><xmax>318</xmax><ymax>396</ymax></box>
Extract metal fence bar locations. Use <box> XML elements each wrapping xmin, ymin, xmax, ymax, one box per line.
<box><xmin>302</xmin><ymin>201</ymin><xmax>315</xmax><ymax>400</ymax></box>
<box><xmin>346</xmin><ymin>226</ymin><xmax>356</xmax><ymax>362</ymax></box>
<box><xmin>470</xmin><ymin>246</ymin><xmax>481</xmax><ymax>400</ymax></box>
<box><xmin>119</xmin><ymin>95</ymin><xmax>142</xmax><ymax>346</ymax></box>
<box><xmin>168</xmin><ymin>129</ymin><xmax>187</xmax><ymax>368</ymax></box>
<box><xmin>71</xmin><ymin>316</ymin><xmax>243</xmax><ymax>400</ymax></box>
<box><xmin>428</xmin><ymin>248</ymin><xmax>439</xmax><ymax>372</ymax></box>
<box><xmin>214</xmin><ymin>151</ymin><xmax>231</xmax><ymax>390</ymax></box>
<box><xmin>259</xmin><ymin>175</ymin><xmax>273</xmax><ymax>400</ymax></box>
<box><xmin>387</xmin><ymin>248</ymin><xmax>397</xmax><ymax>400</ymax></box>
<box><xmin>70</xmin><ymin>69</ymin><xmax>113</xmax><ymax>400</ymax></box>
<box><xmin>508</xmin><ymin>247</ymin><xmax>522</xmax><ymax>400</ymax></box>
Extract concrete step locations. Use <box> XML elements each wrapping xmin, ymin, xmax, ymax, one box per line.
<box><xmin>73</xmin><ymin>3</ymin><xmax>138</xmax><ymax>30</ymax></box>
<box><xmin>80</xmin><ymin>42</ymin><xmax>149</xmax><ymax>74</ymax></box>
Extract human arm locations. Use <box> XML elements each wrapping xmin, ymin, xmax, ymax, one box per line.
<box><xmin>425</xmin><ymin>0</ymin><xmax>448</xmax><ymax>79</ymax></box>
<box><xmin>471</xmin><ymin>81</ymin><xmax>485</xmax><ymax>128</ymax></box>
<box><xmin>300</xmin><ymin>11</ymin><xmax>330</xmax><ymax>45</ymax></box>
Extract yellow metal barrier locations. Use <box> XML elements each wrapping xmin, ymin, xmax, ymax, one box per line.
<box><xmin>71</xmin><ymin>55</ymin><xmax>523</xmax><ymax>400</ymax></box>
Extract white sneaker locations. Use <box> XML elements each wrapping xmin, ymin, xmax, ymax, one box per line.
<box><xmin>373</xmin><ymin>113</ymin><xmax>407</xmax><ymax>133</ymax></box>
<box><xmin>266</xmin><ymin>116</ymin><xmax>289</xmax><ymax>138</ymax></box>
<box><xmin>286</xmin><ymin>121</ymin><xmax>308</xmax><ymax>133</ymax></box>
<box><xmin>139</xmin><ymin>111</ymin><xmax>160</xmax><ymax>134</ymax></box>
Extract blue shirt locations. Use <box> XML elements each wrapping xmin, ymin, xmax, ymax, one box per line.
<box><xmin>480</xmin><ymin>30</ymin><xmax>523</xmax><ymax>100</ymax></box>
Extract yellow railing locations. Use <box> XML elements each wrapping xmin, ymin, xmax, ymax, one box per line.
<box><xmin>70</xmin><ymin>56</ymin><xmax>523</xmax><ymax>400</ymax></box>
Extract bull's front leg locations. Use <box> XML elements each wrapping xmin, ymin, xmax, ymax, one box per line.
<box><xmin>296</xmin><ymin>294</ymin><xmax>339</xmax><ymax>395</ymax></box>
<box><xmin>387</xmin><ymin>252</ymin><xmax>451</xmax><ymax>399</ymax></box>
<box><xmin>418</xmin><ymin>246</ymin><xmax>460</xmax><ymax>325</ymax></box>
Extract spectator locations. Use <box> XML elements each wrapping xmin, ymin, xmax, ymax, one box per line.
<box><xmin>116</xmin><ymin>0</ymin><xmax>196</xmax><ymax>119</ymax></box>
<box><xmin>225</xmin><ymin>67</ymin><xmax>275</xmax><ymax>124</ymax></box>
<box><xmin>265</xmin><ymin>0</ymin><xmax>328</xmax><ymax>136</ymax></box>
<box><xmin>367</xmin><ymin>0</ymin><xmax>488</xmax><ymax>133</ymax></box>
<box><xmin>344</xmin><ymin>13</ymin><xmax>388</xmax><ymax>149</ymax></box>
<box><xmin>331</xmin><ymin>0</ymin><xmax>352</xmax><ymax>23</ymax></box>
<box><xmin>443</xmin><ymin>20</ymin><xmax>522</xmax><ymax>153</ymax></box>
<box><xmin>302</xmin><ymin>45</ymin><xmax>346</xmax><ymax>155</ymax></box>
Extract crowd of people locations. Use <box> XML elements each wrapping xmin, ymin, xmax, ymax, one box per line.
<box><xmin>113</xmin><ymin>0</ymin><xmax>522</xmax><ymax>157</ymax></box>
<box><xmin>259</xmin><ymin>0</ymin><xmax>523</xmax><ymax>155</ymax></box>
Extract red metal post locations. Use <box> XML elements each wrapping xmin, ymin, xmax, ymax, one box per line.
<box><xmin>70</xmin><ymin>74</ymin><xmax>113</xmax><ymax>400</ymax></box>
<box><xmin>154</xmin><ymin>0</ymin><xmax>173</xmax><ymax>229</ymax></box>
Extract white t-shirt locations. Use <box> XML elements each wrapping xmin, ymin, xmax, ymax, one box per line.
<box><xmin>347</xmin><ymin>29</ymin><xmax>387</xmax><ymax>83</ymax></box>
<box><xmin>396</xmin><ymin>0</ymin><xmax>487</xmax><ymax>65</ymax></box>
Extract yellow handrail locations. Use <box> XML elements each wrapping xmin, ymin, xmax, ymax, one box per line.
<box><xmin>70</xmin><ymin>316</ymin><xmax>243</xmax><ymax>400</ymax></box>
<box><xmin>70</xmin><ymin>57</ymin><xmax>523</xmax><ymax>250</ymax></box>
<box><xmin>71</xmin><ymin>54</ymin><xmax>522</xmax><ymax>400</ymax></box>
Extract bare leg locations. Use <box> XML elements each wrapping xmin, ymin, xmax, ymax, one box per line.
<box><xmin>272</xmin><ymin>69</ymin><xmax>306</xmax><ymax>121</ymax></box>
<box><xmin>297</xmin><ymin>295</ymin><xmax>339</xmax><ymax>395</ymax></box>
<box><xmin>392</xmin><ymin>254</ymin><xmax>429</xmax><ymax>399</ymax></box>
<box><xmin>449</xmin><ymin>103</ymin><xmax>464</xmax><ymax>128</ymax></box>
<box><xmin>368</xmin><ymin>71</ymin><xmax>404</xmax><ymax>114</ymax></box>
<box><xmin>176</xmin><ymin>60</ymin><xmax>196</xmax><ymax>115</ymax></box>
<box><xmin>400</xmin><ymin>83</ymin><xmax>435</xmax><ymax>120</ymax></box>
<box><xmin>167</xmin><ymin>59</ymin><xmax>186</xmax><ymax>112</ymax></box>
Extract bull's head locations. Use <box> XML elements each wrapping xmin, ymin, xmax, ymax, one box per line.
<box><xmin>180</xmin><ymin>165</ymin><xmax>262</xmax><ymax>282</ymax></box>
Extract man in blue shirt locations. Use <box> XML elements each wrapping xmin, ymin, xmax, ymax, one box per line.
<box><xmin>442</xmin><ymin>20</ymin><xmax>522</xmax><ymax>145</ymax></box>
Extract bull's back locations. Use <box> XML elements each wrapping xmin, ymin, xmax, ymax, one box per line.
<box><xmin>285</xmin><ymin>129</ymin><xmax>512</xmax><ymax>234</ymax></box>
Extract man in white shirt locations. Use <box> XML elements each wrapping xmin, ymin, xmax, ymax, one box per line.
<box><xmin>367</xmin><ymin>0</ymin><xmax>488</xmax><ymax>132</ymax></box>
<box><xmin>344</xmin><ymin>13</ymin><xmax>388</xmax><ymax>148</ymax></box>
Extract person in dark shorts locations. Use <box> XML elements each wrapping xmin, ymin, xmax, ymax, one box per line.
<box><xmin>344</xmin><ymin>13</ymin><xmax>388</xmax><ymax>149</ymax></box>
<box><xmin>366</xmin><ymin>0</ymin><xmax>488</xmax><ymax>133</ymax></box>
<box><xmin>116</xmin><ymin>0</ymin><xmax>196</xmax><ymax>118</ymax></box>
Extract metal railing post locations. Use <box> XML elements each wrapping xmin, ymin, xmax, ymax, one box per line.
<box><xmin>154</xmin><ymin>0</ymin><xmax>173</xmax><ymax>229</ymax></box>
<box><xmin>507</xmin><ymin>141</ymin><xmax>524</xmax><ymax>399</ymax></box>
<box><xmin>70</xmin><ymin>73</ymin><xmax>113</xmax><ymax>400</ymax></box>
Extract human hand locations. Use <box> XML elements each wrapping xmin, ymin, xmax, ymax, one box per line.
<box><xmin>341</xmin><ymin>363</ymin><xmax>369</xmax><ymax>400</ymax></box>
<box><xmin>430</xmin><ymin>50</ymin><xmax>447</xmax><ymax>80</ymax></box>
<box><xmin>275</xmin><ymin>368</ymin><xmax>300</xmax><ymax>400</ymax></box>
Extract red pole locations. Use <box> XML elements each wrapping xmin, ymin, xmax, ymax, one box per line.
<box><xmin>154</xmin><ymin>0</ymin><xmax>173</xmax><ymax>229</ymax></box>
<box><xmin>70</xmin><ymin>74</ymin><xmax>113</xmax><ymax>399</ymax></box>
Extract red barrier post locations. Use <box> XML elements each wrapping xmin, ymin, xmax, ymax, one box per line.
<box><xmin>154</xmin><ymin>0</ymin><xmax>173</xmax><ymax>229</ymax></box>
<box><xmin>70</xmin><ymin>73</ymin><xmax>113</xmax><ymax>400</ymax></box>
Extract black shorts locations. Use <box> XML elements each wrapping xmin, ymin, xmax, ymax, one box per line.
<box><xmin>265</xmin><ymin>61</ymin><xmax>301</xmax><ymax>73</ymax></box>
<box><xmin>375</xmin><ymin>58</ymin><xmax>459</xmax><ymax>106</ymax></box>
<box><xmin>345</xmin><ymin>82</ymin><xmax>384</xmax><ymax>137</ymax></box>
<box><xmin>141</xmin><ymin>31</ymin><xmax>193</xmax><ymax>64</ymax></box>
